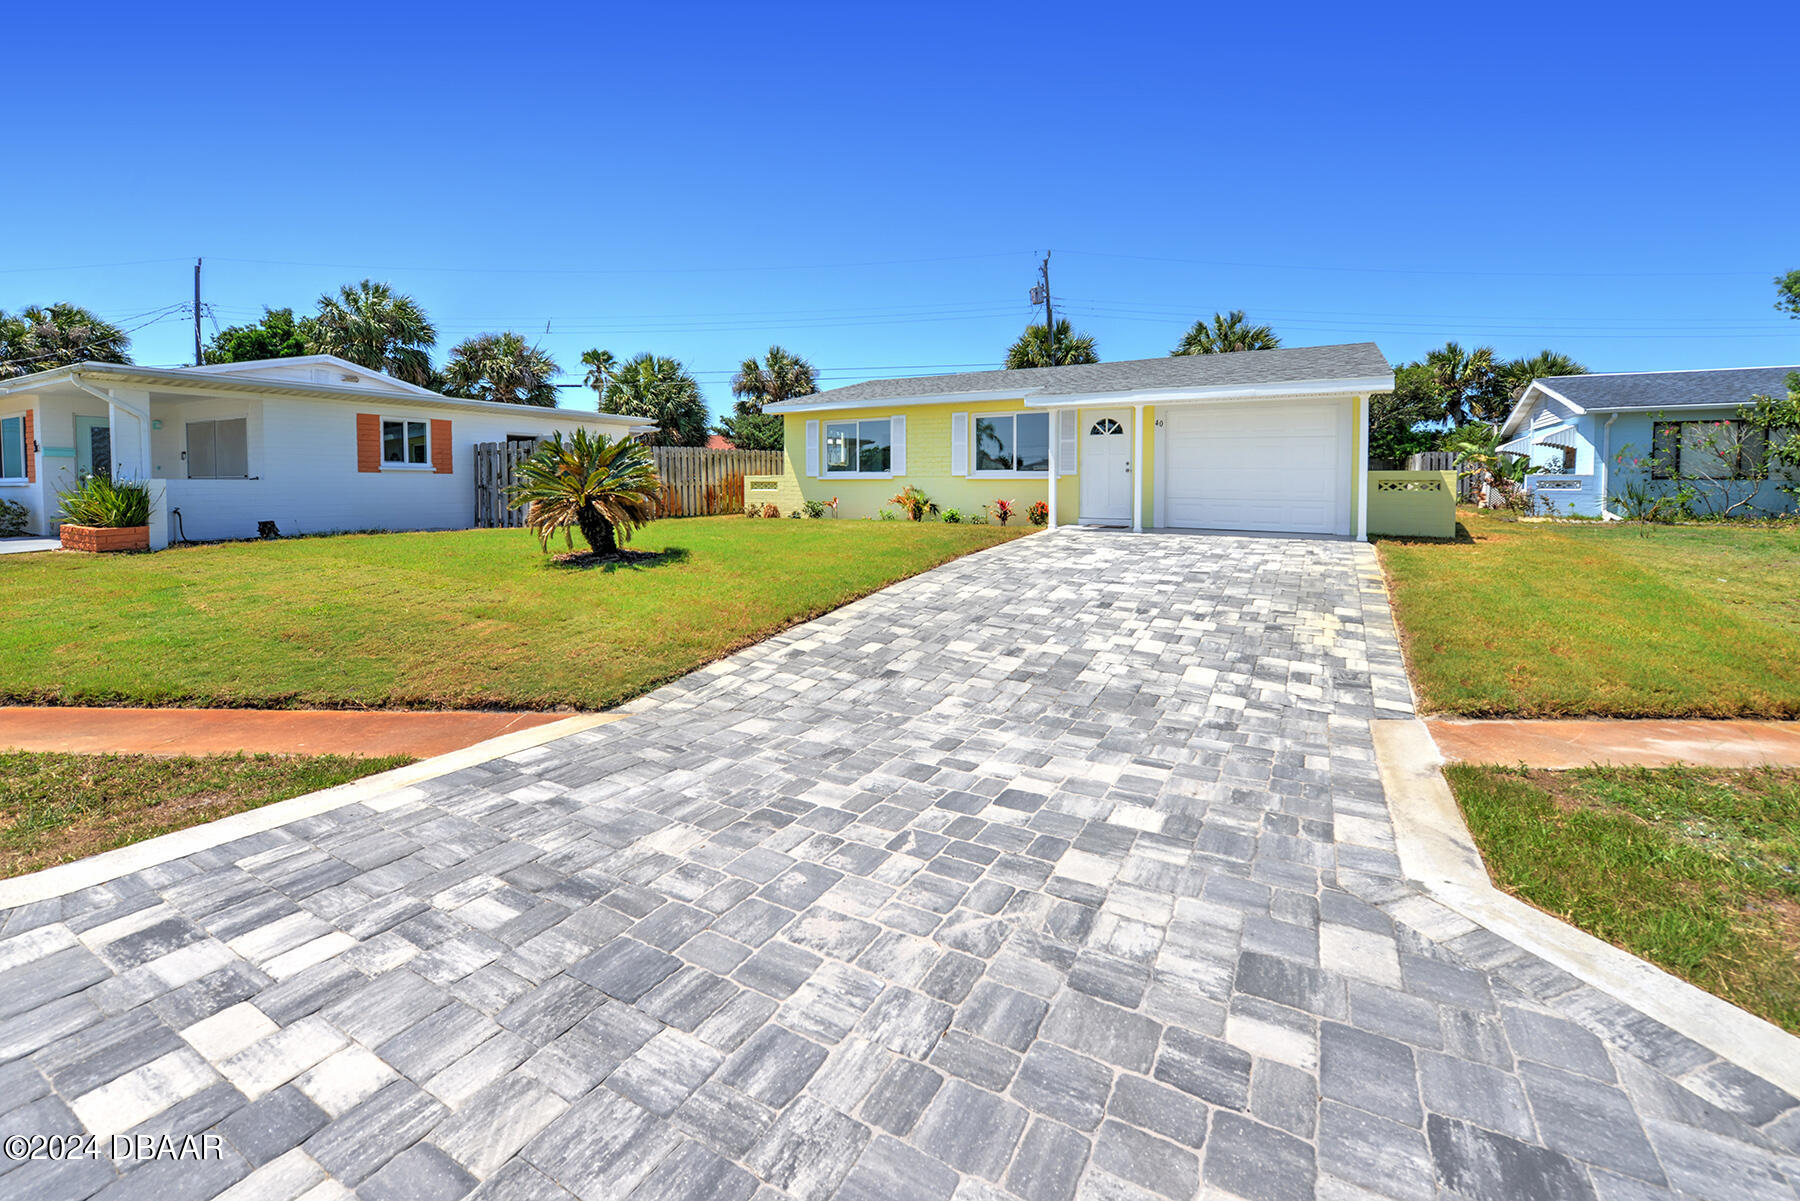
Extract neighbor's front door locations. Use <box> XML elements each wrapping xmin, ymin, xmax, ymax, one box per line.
<box><xmin>1079</xmin><ymin>409</ymin><xmax>1131</xmax><ymax>524</ymax></box>
<box><xmin>75</xmin><ymin>416</ymin><xmax>111</xmax><ymax>481</ymax></box>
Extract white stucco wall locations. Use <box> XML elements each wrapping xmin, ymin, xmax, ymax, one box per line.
<box><xmin>162</xmin><ymin>395</ymin><xmax>633</xmax><ymax>542</ymax></box>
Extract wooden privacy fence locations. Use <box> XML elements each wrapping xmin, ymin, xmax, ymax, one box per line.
<box><xmin>474</xmin><ymin>440</ymin><xmax>785</xmax><ymax>527</ymax></box>
<box><xmin>474</xmin><ymin>439</ymin><xmax>540</xmax><ymax>528</ymax></box>
<box><xmin>648</xmin><ymin>447</ymin><xmax>782</xmax><ymax>517</ymax></box>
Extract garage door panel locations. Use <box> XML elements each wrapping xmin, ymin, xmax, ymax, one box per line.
<box><xmin>1161</xmin><ymin>403</ymin><xmax>1348</xmax><ymax>534</ymax></box>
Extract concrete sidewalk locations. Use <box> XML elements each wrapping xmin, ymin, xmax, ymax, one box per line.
<box><xmin>0</xmin><ymin>706</ymin><xmax>583</xmax><ymax>758</ymax></box>
<box><xmin>1428</xmin><ymin>717</ymin><xmax>1800</xmax><ymax>768</ymax></box>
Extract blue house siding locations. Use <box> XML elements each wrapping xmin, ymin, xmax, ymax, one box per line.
<box><xmin>1524</xmin><ymin>408</ymin><xmax>1798</xmax><ymax>518</ymax></box>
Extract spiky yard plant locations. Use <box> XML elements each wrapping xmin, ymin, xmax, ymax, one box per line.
<box><xmin>506</xmin><ymin>429</ymin><xmax>660</xmax><ymax>557</ymax></box>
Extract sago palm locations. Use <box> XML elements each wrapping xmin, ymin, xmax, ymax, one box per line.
<box><xmin>506</xmin><ymin>428</ymin><xmax>660</xmax><ymax>556</ymax></box>
<box><xmin>1005</xmin><ymin>319</ymin><xmax>1099</xmax><ymax>368</ymax></box>
<box><xmin>307</xmin><ymin>280</ymin><xmax>437</xmax><ymax>385</ymax></box>
<box><xmin>443</xmin><ymin>332</ymin><xmax>560</xmax><ymax>406</ymax></box>
<box><xmin>1171</xmin><ymin>310</ymin><xmax>1281</xmax><ymax>356</ymax></box>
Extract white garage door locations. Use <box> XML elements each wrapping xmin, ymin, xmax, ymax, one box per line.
<box><xmin>1160</xmin><ymin>401</ymin><xmax>1350</xmax><ymax>534</ymax></box>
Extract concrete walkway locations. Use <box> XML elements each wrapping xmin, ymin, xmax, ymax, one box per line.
<box><xmin>0</xmin><ymin>536</ymin><xmax>60</xmax><ymax>555</ymax></box>
<box><xmin>2</xmin><ymin>532</ymin><xmax>1796</xmax><ymax>1201</ymax></box>
<box><xmin>0</xmin><ymin>707</ymin><xmax>575</xmax><ymax>759</ymax></box>
<box><xmin>1429</xmin><ymin>718</ymin><xmax>1800</xmax><ymax>769</ymax></box>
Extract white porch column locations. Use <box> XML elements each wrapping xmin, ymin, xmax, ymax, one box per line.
<box><xmin>1132</xmin><ymin>403</ymin><xmax>1145</xmax><ymax>532</ymax></box>
<box><xmin>105</xmin><ymin>388</ymin><xmax>153</xmax><ymax>482</ymax></box>
<box><xmin>1045</xmin><ymin>412</ymin><xmax>1059</xmax><ymax>531</ymax></box>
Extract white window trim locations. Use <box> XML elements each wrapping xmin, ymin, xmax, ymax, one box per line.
<box><xmin>969</xmin><ymin>412</ymin><xmax>1051</xmax><ymax>478</ymax></box>
<box><xmin>0</xmin><ymin>411</ymin><xmax>28</xmax><ymax>485</ymax></box>
<box><xmin>822</xmin><ymin>416</ymin><xmax>897</xmax><ymax>479</ymax></box>
<box><xmin>380</xmin><ymin>416</ymin><xmax>434</xmax><ymax>471</ymax></box>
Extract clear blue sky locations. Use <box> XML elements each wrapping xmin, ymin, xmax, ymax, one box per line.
<box><xmin>5</xmin><ymin>2</ymin><xmax>1796</xmax><ymax>418</ymax></box>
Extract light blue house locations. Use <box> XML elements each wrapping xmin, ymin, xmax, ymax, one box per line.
<box><xmin>1498</xmin><ymin>365</ymin><xmax>1800</xmax><ymax>518</ymax></box>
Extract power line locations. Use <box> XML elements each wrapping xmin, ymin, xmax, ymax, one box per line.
<box><xmin>1061</xmin><ymin>249</ymin><xmax>1772</xmax><ymax>280</ymax></box>
<box><xmin>208</xmin><ymin>250</ymin><xmax>1035</xmax><ymax>277</ymax></box>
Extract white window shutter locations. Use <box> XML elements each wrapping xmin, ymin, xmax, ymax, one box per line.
<box><xmin>889</xmin><ymin>415</ymin><xmax>906</xmax><ymax>475</ymax></box>
<box><xmin>949</xmin><ymin>413</ymin><xmax>967</xmax><ymax>476</ymax></box>
<box><xmin>1058</xmin><ymin>410</ymin><xmax>1079</xmax><ymax>476</ymax></box>
<box><xmin>804</xmin><ymin>420</ymin><xmax>819</xmax><ymax>476</ymax></box>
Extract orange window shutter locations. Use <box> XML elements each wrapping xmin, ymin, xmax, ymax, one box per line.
<box><xmin>23</xmin><ymin>410</ymin><xmax>34</xmax><ymax>482</ymax></box>
<box><xmin>356</xmin><ymin>413</ymin><xmax>381</xmax><ymax>472</ymax></box>
<box><xmin>431</xmin><ymin>419</ymin><xmax>452</xmax><ymax>474</ymax></box>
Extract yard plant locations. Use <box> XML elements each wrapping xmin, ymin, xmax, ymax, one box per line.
<box><xmin>58</xmin><ymin>475</ymin><xmax>151</xmax><ymax>527</ymax></box>
<box><xmin>0</xmin><ymin>518</ymin><xmax>1027</xmax><ymax>710</ymax></box>
<box><xmin>507</xmin><ymin>428</ymin><xmax>660</xmax><ymax>557</ymax></box>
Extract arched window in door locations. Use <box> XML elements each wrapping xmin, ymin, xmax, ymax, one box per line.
<box><xmin>1089</xmin><ymin>418</ymin><xmax>1123</xmax><ymax>436</ymax></box>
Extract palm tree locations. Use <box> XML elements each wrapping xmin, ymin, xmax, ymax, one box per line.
<box><xmin>1171</xmin><ymin>310</ymin><xmax>1281</xmax><ymax>356</ymax></box>
<box><xmin>505</xmin><ymin>428</ymin><xmax>660</xmax><ymax>557</ymax></box>
<box><xmin>603</xmin><ymin>353</ymin><xmax>710</xmax><ymax>447</ymax></box>
<box><xmin>307</xmin><ymin>280</ymin><xmax>437</xmax><ymax>385</ymax></box>
<box><xmin>1005</xmin><ymin>319</ymin><xmax>1098</xmax><ymax>368</ymax></box>
<box><xmin>1497</xmin><ymin>350</ymin><xmax>1588</xmax><ymax>400</ymax></box>
<box><xmin>721</xmin><ymin>346</ymin><xmax>817</xmax><ymax>450</ymax></box>
<box><xmin>1425</xmin><ymin>341</ymin><xmax>1504</xmax><ymax>425</ymax></box>
<box><xmin>442</xmin><ymin>332</ymin><xmax>560</xmax><ymax>406</ymax></box>
<box><xmin>580</xmin><ymin>348</ymin><xmax>616</xmax><ymax>401</ymax></box>
<box><xmin>0</xmin><ymin>303</ymin><xmax>132</xmax><ymax>379</ymax></box>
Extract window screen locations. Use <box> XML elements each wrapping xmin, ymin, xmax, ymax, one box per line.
<box><xmin>383</xmin><ymin>419</ymin><xmax>428</xmax><ymax>465</ymax></box>
<box><xmin>0</xmin><ymin>416</ymin><xmax>21</xmax><ymax>480</ymax></box>
<box><xmin>186</xmin><ymin>419</ymin><xmax>249</xmax><ymax>478</ymax></box>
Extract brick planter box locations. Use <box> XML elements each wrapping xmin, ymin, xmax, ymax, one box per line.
<box><xmin>59</xmin><ymin>524</ymin><xmax>150</xmax><ymax>553</ymax></box>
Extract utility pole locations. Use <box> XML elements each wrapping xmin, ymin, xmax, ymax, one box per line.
<box><xmin>1029</xmin><ymin>251</ymin><xmax>1054</xmax><ymax>364</ymax></box>
<box><xmin>193</xmin><ymin>258</ymin><xmax>203</xmax><ymax>365</ymax></box>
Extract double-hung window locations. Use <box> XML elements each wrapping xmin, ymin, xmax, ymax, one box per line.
<box><xmin>824</xmin><ymin>418</ymin><xmax>892</xmax><ymax>475</ymax></box>
<box><xmin>0</xmin><ymin>415</ymin><xmax>24</xmax><ymax>482</ymax></box>
<box><xmin>973</xmin><ymin>412</ymin><xmax>1049</xmax><ymax>474</ymax></box>
<box><xmin>383</xmin><ymin>418</ymin><xmax>430</xmax><ymax>467</ymax></box>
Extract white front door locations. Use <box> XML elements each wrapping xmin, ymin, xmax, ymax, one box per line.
<box><xmin>1079</xmin><ymin>409</ymin><xmax>1132</xmax><ymax>524</ymax></box>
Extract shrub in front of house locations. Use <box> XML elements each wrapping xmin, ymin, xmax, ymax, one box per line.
<box><xmin>991</xmin><ymin>499</ymin><xmax>1016</xmax><ymax>526</ymax></box>
<box><xmin>762</xmin><ymin>503</ymin><xmax>781</xmax><ymax>519</ymax></box>
<box><xmin>802</xmin><ymin>499</ymin><xmax>827</xmax><ymax>519</ymax></box>
<box><xmin>1028</xmin><ymin>500</ymin><xmax>1049</xmax><ymax>526</ymax></box>
<box><xmin>889</xmin><ymin>485</ymin><xmax>938</xmax><ymax>522</ymax></box>
<box><xmin>57</xmin><ymin>476</ymin><xmax>153</xmax><ymax>552</ymax></box>
<box><xmin>0</xmin><ymin>498</ymin><xmax>27</xmax><ymax>537</ymax></box>
<box><xmin>941</xmin><ymin>509</ymin><xmax>963</xmax><ymax>524</ymax></box>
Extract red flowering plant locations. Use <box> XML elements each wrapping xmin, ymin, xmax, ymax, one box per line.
<box><xmin>888</xmin><ymin>485</ymin><xmax>939</xmax><ymax>522</ymax></box>
<box><xmin>991</xmin><ymin>498</ymin><xmax>1016</xmax><ymax>525</ymax></box>
<box><xmin>1027</xmin><ymin>500</ymin><xmax>1049</xmax><ymax>526</ymax></box>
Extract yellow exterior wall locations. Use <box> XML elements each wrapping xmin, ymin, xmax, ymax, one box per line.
<box><xmin>779</xmin><ymin>398</ymin><xmax>1068</xmax><ymax>522</ymax></box>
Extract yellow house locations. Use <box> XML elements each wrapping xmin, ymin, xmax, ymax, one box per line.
<box><xmin>757</xmin><ymin>343</ymin><xmax>1393</xmax><ymax>538</ymax></box>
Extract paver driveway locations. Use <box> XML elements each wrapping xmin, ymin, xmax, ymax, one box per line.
<box><xmin>4</xmin><ymin>531</ymin><xmax>1797</xmax><ymax>1201</ymax></box>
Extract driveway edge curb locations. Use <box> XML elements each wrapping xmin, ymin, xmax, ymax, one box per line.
<box><xmin>1372</xmin><ymin>717</ymin><xmax>1800</xmax><ymax>1099</ymax></box>
<box><xmin>0</xmin><ymin>712</ymin><xmax>624</xmax><ymax>909</ymax></box>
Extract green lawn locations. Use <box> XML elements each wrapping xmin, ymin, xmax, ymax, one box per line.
<box><xmin>1</xmin><ymin>752</ymin><xmax>408</xmax><ymax>878</ymax></box>
<box><xmin>0</xmin><ymin>518</ymin><xmax>1028</xmax><ymax>710</ymax></box>
<box><xmin>1449</xmin><ymin>763</ymin><xmax>1800</xmax><ymax>1032</ymax></box>
<box><xmin>1379</xmin><ymin>508</ymin><xmax>1800</xmax><ymax>717</ymax></box>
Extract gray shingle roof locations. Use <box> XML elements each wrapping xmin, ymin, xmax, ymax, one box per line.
<box><xmin>767</xmin><ymin>342</ymin><xmax>1392</xmax><ymax>409</ymax></box>
<box><xmin>1539</xmin><ymin>365</ymin><xmax>1799</xmax><ymax>412</ymax></box>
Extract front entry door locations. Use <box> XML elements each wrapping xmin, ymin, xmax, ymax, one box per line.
<box><xmin>75</xmin><ymin>416</ymin><xmax>111</xmax><ymax>481</ymax></box>
<box><xmin>1079</xmin><ymin>409</ymin><xmax>1131</xmax><ymax>524</ymax></box>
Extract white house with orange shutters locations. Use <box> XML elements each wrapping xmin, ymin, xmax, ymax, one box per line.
<box><xmin>0</xmin><ymin>355</ymin><xmax>650</xmax><ymax>546</ymax></box>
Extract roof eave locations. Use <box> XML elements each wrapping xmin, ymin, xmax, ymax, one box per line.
<box><xmin>1024</xmin><ymin>374</ymin><xmax>1394</xmax><ymax>407</ymax></box>
<box><xmin>765</xmin><ymin>388</ymin><xmax>1044</xmax><ymax>414</ymax></box>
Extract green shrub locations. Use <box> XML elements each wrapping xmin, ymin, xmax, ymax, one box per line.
<box><xmin>0</xmin><ymin>498</ymin><xmax>26</xmax><ymax>537</ymax></box>
<box><xmin>58</xmin><ymin>476</ymin><xmax>151</xmax><ymax>528</ymax></box>
<box><xmin>941</xmin><ymin>509</ymin><xmax>962</xmax><ymax>524</ymax></box>
<box><xmin>802</xmin><ymin>499</ymin><xmax>827</xmax><ymax>519</ymax></box>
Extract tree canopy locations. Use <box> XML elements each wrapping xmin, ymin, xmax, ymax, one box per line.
<box><xmin>1496</xmin><ymin>350</ymin><xmax>1588</xmax><ymax>399</ymax></box>
<box><xmin>1778</xmin><ymin>270</ymin><xmax>1800</xmax><ymax>319</ymax></box>
<box><xmin>0</xmin><ymin>303</ymin><xmax>132</xmax><ymax>379</ymax></box>
<box><xmin>720</xmin><ymin>345</ymin><xmax>817</xmax><ymax>450</ymax></box>
<box><xmin>308</xmin><ymin>280</ymin><xmax>437</xmax><ymax>385</ymax></box>
<box><xmin>1171</xmin><ymin>310</ymin><xmax>1281</xmax><ymax>356</ymax></box>
<box><xmin>203</xmin><ymin>307</ymin><xmax>315</xmax><ymax>365</ymax></box>
<box><xmin>603</xmin><ymin>353</ymin><xmax>710</xmax><ymax>447</ymax></box>
<box><xmin>442</xmin><ymin>332</ymin><xmax>561</xmax><ymax>407</ymax></box>
<box><xmin>1006</xmin><ymin>319</ymin><xmax>1098</xmax><ymax>368</ymax></box>
<box><xmin>580</xmin><ymin>348</ymin><xmax>617</xmax><ymax>402</ymax></box>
